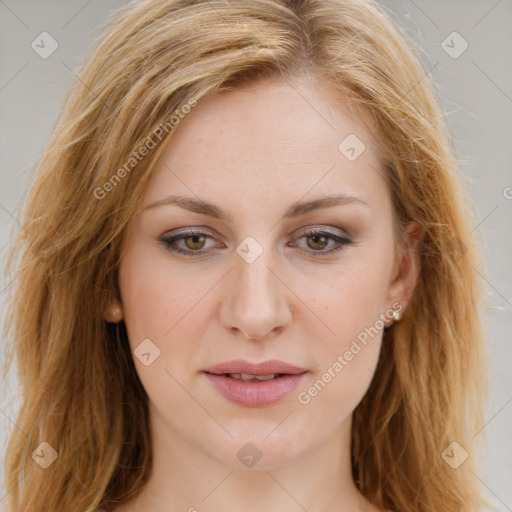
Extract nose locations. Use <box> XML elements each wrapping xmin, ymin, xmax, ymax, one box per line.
<box><xmin>219</xmin><ymin>245</ymin><xmax>293</xmax><ymax>340</ymax></box>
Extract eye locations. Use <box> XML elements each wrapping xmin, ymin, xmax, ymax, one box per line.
<box><xmin>159</xmin><ymin>226</ymin><xmax>353</xmax><ymax>258</ymax></box>
<box><xmin>292</xmin><ymin>228</ymin><xmax>353</xmax><ymax>257</ymax></box>
<box><xmin>160</xmin><ymin>228</ymin><xmax>218</xmax><ymax>257</ymax></box>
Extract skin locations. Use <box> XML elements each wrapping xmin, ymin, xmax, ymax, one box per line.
<box><xmin>109</xmin><ymin>74</ymin><xmax>422</xmax><ymax>512</ymax></box>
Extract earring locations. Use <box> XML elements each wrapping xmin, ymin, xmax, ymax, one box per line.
<box><xmin>106</xmin><ymin>301</ymin><xmax>123</xmax><ymax>323</ymax></box>
<box><xmin>392</xmin><ymin>310</ymin><xmax>401</xmax><ymax>322</ymax></box>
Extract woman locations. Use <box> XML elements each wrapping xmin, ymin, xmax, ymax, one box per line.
<box><xmin>2</xmin><ymin>0</ymin><xmax>489</xmax><ymax>511</ymax></box>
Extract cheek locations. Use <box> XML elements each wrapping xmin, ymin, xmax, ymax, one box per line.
<box><xmin>117</xmin><ymin>249</ymin><xmax>206</xmax><ymax>407</ymax></box>
<box><xmin>308</xmin><ymin>252</ymin><xmax>392</xmax><ymax>341</ymax></box>
<box><xmin>118</xmin><ymin>247</ymin><xmax>178</xmax><ymax>348</ymax></box>
<box><xmin>297</xmin><ymin>279</ymin><xmax>386</xmax><ymax>416</ymax></box>
<box><xmin>296</xmin><ymin>246</ymin><xmax>393</xmax><ymax>399</ymax></box>
<box><xmin>118</xmin><ymin>246</ymin><xmax>222</xmax><ymax>369</ymax></box>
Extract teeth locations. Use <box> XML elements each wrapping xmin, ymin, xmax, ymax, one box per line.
<box><xmin>228</xmin><ymin>373</ymin><xmax>279</xmax><ymax>381</ymax></box>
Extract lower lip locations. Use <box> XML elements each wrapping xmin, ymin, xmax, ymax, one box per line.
<box><xmin>203</xmin><ymin>372</ymin><xmax>308</xmax><ymax>407</ymax></box>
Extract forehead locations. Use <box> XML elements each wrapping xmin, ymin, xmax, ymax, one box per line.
<box><xmin>143</xmin><ymin>76</ymin><xmax>387</xmax><ymax>213</ymax></box>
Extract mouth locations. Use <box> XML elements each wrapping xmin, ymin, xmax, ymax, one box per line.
<box><xmin>214</xmin><ymin>373</ymin><xmax>286</xmax><ymax>381</ymax></box>
<box><xmin>202</xmin><ymin>359</ymin><xmax>308</xmax><ymax>407</ymax></box>
<box><xmin>203</xmin><ymin>359</ymin><xmax>307</xmax><ymax>376</ymax></box>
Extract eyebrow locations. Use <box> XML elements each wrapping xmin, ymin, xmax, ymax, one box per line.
<box><xmin>142</xmin><ymin>193</ymin><xmax>369</xmax><ymax>222</ymax></box>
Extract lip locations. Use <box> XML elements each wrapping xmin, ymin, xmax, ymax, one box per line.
<box><xmin>203</xmin><ymin>359</ymin><xmax>308</xmax><ymax>407</ymax></box>
<box><xmin>204</xmin><ymin>359</ymin><xmax>307</xmax><ymax>376</ymax></box>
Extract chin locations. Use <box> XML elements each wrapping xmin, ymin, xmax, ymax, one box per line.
<box><xmin>200</xmin><ymin>425</ymin><xmax>304</xmax><ymax>470</ymax></box>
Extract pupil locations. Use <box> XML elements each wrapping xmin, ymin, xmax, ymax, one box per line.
<box><xmin>186</xmin><ymin>235</ymin><xmax>204</xmax><ymax>250</ymax></box>
<box><xmin>308</xmin><ymin>234</ymin><xmax>326</xmax><ymax>250</ymax></box>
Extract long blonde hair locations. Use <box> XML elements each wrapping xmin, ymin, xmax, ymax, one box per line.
<box><xmin>2</xmin><ymin>1</ymin><xmax>489</xmax><ymax>511</ymax></box>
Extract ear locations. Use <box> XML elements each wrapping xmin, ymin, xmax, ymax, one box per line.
<box><xmin>104</xmin><ymin>294</ymin><xmax>124</xmax><ymax>323</ymax></box>
<box><xmin>386</xmin><ymin>221</ymin><xmax>424</xmax><ymax>317</ymax></box>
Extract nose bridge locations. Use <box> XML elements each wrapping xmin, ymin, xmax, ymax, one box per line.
<box><xmin>237</xmin><ymin>247</ymin><xmax>277</xmax><ymax>301</ymax></box>
<box><xmin>220</xmin><ymin>238</ymin><xmax>292</xmax><ymax>339</ymax></box>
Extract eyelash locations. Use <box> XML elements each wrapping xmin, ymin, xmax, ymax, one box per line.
<box><xmin>159</xmin><ymin>228</ymin><xmax>353</xmax><ymax>258</ymax></box>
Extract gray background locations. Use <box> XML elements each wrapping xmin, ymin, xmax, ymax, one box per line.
<box><xmin>1</xmin><ymin>0</ymin><xmax>511</xmax><ymax>510</ymax></box>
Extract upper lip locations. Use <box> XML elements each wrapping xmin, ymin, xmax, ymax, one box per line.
<box><xmin>203</xmin><ymin>359</ymin><xmax>307</xmax><ymax>376</ymax></box>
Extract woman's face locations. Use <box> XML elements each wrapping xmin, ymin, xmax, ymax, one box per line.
<box><xmin>117</xmin><ymin>76</ymin><xmax>414</xmax><ymax>469</ymax></box>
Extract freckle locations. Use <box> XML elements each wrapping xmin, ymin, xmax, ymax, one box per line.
<box><xmin>325</xmin><ymin>306</ymin><xmax>328</xmax><ymax>310</ymax></box>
